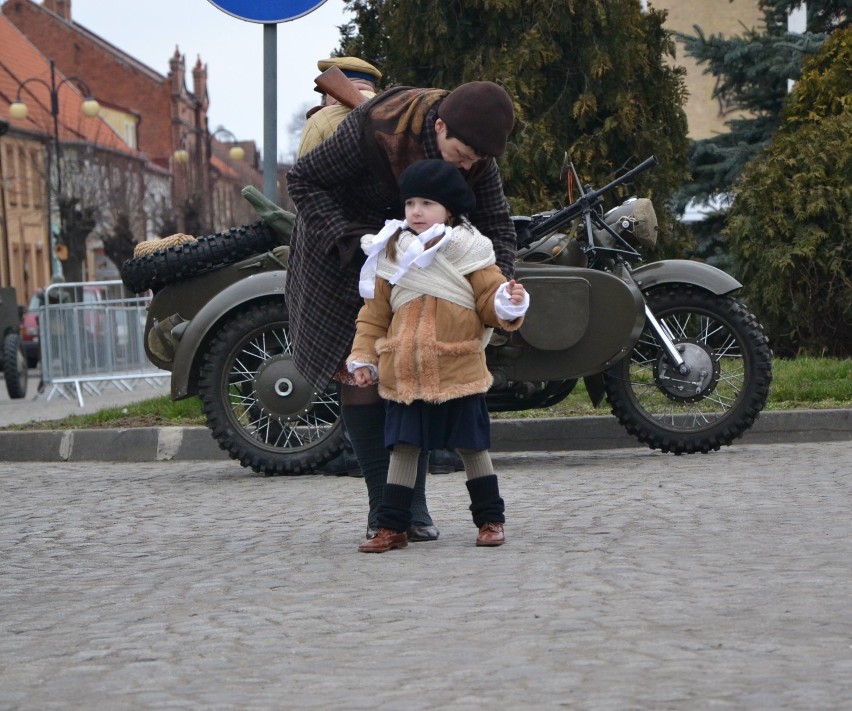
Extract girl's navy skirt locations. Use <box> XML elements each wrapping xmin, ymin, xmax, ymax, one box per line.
<box><xmin>385</xmin><ymin>394</ymin><xmax>491</xmax><ymax>452</ymax></box>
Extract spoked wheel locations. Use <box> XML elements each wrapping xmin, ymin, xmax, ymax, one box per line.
<box><xmin>197</xmin><ymin>299</ymin><xmax>344</xmax><ymax>475</ymax></box>
<box><xmin>603</xmin><ymin>285</ymin><xmax>772</xmax><ymax>454</ymax></box>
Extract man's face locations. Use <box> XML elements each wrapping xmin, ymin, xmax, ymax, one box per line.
<box><xmin>435</xmin><ymin>118</ymin><xmax>482</xmax><ymax>171</ymax></box>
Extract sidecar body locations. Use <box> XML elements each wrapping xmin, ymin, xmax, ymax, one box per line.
<box><xmin>144</xmin><ymin>248</ymin><xmax>290</xmax><ymax>400</ymax></box>
<box><xmin>494</xmin><ymin>262</ymin><xmax>647</xmax><ymax>382</ymax></box>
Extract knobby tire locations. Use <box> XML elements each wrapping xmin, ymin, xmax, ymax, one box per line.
<box><xmin>603</xmin><ymin>285</ymin><xmax>772</xmax><ymax>454</ymax></box>
<box><xmin>120</xmin><ymin>221</ymin><xmax>281</xmax><ymax>294</ymax></box>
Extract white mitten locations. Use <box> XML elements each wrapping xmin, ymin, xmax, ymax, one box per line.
<box><xmin>360</xmin><ymin>233</ymin><xmax>376</xmax><ymax>254</ymax></box>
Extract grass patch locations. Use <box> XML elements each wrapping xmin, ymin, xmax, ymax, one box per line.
<box><xmin>4</xmin><ymin>357</ymin><xmax>850</xmax><ymax>430</ymax></box>
<box><xmin>5</xmin><ymin>394</ymin><xmax>207</xmax><ymax>431</ymax></box>
<box><xmin>763</xmin><ymin>356</ymin><xmax>852</xmax><ymax>410</ymax></box>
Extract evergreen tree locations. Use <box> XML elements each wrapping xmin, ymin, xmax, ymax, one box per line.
<box><xmin>339</xmin><ymin>0</ymin><xmax>692</xmax><ymax>257</ymax></box>
<box><xmin>725</xmin><ymin>27</ymin><xmax>852</xmax><ymax>357</ymax></box>
<box><xmin>675</xmin><ymin>1</ymin><xmax>849</xmax><ymax>266</ymax></box>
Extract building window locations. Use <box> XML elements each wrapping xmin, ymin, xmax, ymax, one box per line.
<box><xmin>124</xmin><ymin>121</ymin><xmax>137</xmax><ymax>149</ymax></box>
<box><xmin>4</xmin><ymin>144</ymin><xmax>16</xmax><ymax>206</ymax></box>
<box><xmin>18</xmin><ymin>146</ymin><xmax>30</xmax><ymax>208</ymax></box>
<box><xmin>29</xmin><ymin>147</ymin><xmax>44</xmax><ymax>208</ymax></box>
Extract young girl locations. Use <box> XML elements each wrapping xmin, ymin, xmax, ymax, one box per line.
<box><xmin>348</xmin><ymin>159</ymin><xmax>529</xmax><ymax>553</ymax></box>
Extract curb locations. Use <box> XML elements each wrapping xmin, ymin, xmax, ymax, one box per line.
<box><xmin>1</xmin><ymin>409</ymin><xmax>849</xmax><ymax>464</ymax></box>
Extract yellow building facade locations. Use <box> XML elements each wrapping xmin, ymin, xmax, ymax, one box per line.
<box><xmin>0</xmin><ymin>132</ymin><xmax>51</xmax><ymax>301</ymax></box>
<box><xmin>654</xmin><ymin>0</ymin><xmax>764</xmax><ymax>138</ymax></box>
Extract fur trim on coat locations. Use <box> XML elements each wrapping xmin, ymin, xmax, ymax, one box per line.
<box><xmin>348</xmin><ymin>264</ymin><xmax>523</xmax><ymax>405</ymax></box>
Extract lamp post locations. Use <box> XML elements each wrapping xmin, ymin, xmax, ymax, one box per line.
<box><xmin>173</xmin><ymin>125</ymin><xmax>245</xmax><ymax>233</ymax></box>
<box><xmin>174</xmin><ymin>126</ymin><xmax>245</xmax><ymax>164</ymax></box>
<box><xmin>0</xmin><ymin>119</ymin><xmax>11</xmax><ymax>287</ymax></box>
<box><xmin>172</xmin><ymin>125</ymin><xmax>204</xmax><ymax>235</ymax></box>
<box><xmin>8</xmin><ymin>59</ymin><xmax>100</xmax><ymax>277</ymax></box>
<box><xmin>209</xmin><ymin>125</ymin><xmax>245</xmax><ymax>162</ymax></box>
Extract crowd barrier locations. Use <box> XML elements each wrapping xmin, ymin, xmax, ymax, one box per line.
<box><xmin>39</xmin><ymin>280</ymin><xmax>168</xmax><ymax>407</ymax></box>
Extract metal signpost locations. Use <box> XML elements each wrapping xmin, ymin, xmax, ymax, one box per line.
<box><xmin>206</xmin><ymin>0</ymin><xmax>329</xmax><ymax>200</ymax></box>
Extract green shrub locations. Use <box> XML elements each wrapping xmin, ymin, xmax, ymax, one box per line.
<box><xmin>725</xmin><ymin>28</ymin><xmax>852</xmax><ymax>357</ymax></box>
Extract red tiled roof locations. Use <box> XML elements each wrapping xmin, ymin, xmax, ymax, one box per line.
<box><xmin>0</xmin><ymin>15</ymin><xmax>137</xmax><ymax>156</ymax></box>
<box><xmin>210</xmin><ymin>153</ymin><xmax>239</xmax><ymax>180</ymax></box>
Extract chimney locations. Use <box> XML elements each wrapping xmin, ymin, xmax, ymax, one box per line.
<box><xmin>42</xmin><ymin>0</ymin><xmax>72</xmax><ymax>21</ymax></box>
<box><xmin>192</xmin><ymin>56</ymin><xmax>208</xmax><ymax>107</ymax></box>
<box><xmin>169</xmin><ymin>47</ymin><xmax>185</xmax><ymax>95</ymax></box>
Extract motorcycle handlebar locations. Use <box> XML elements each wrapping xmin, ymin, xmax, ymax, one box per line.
<box><xmin>528</xmin><ymin>155</ymin><xmax>659</xmax><ymax>239</ymax></box>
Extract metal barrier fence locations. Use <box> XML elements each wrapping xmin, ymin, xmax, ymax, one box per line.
<box><xmin>40</xmin><ymin>280</ymin><xmax>169</xmax><ymax>406</ymax></box>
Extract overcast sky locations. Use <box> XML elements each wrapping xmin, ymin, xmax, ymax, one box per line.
<box><xmin>70</xmin><ymin>0</ymin><xmax>351</xmax><ymax>160</ymax></box>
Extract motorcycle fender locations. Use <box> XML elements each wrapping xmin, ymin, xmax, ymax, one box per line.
<box><xmin>170</xmin><ymin>270</ymin><xmax>288</xmax><ymax>399</ymax></box>
<box><xmin>632</xmin><ymin>259</ymin><xmax>742</xmax><ymax>296</ymax></box>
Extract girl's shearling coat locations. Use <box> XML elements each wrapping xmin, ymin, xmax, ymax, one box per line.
<box><xmin>349</xmin><ymin>258</ymin><xmax>523</xmax><ymax>406</ymax></box>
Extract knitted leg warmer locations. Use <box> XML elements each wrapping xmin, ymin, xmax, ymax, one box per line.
<box><xmin>466</xmin><ymin>474</ymin><xmax>506</xmax><ymax>528</ymax></box>
<box><xmin>376</xmin><ymin>483</ymin><xmax>415</xmax><ymax>533</ymax></box>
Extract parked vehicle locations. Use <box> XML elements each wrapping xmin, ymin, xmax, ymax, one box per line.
<box><xmin>121</xmin><ymin>157</ymin><xmax>773</xmax><ymax>475</ymax></box>
<box><xmin>0</xmin><ymin>286</ymin><xmax>28</xmax><ymax>399</ymax></box>
<box><xmin>21</xmin><ymin>290</ymin><xmax>41</xmax><ymax>368</ymax></box>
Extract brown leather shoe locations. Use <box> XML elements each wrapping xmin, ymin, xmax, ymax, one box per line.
<box><xmin>476</xmin><ymin>522</ymin><xmax>505</xmax><ymax>547</ymax></box>
<box><xmin>358</xmin><ymin>528</ymin><xmax>408</xmax><ymax>553</ymax></box>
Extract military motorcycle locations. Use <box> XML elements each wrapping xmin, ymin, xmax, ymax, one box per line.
<box><xmin>121</xmin><ymin>155</ymin><xmax>772</xmax><ymax>475</ymax></box>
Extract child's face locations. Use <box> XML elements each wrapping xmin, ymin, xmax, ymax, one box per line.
<box><xmin>404</xmin><ymin>198</ymin><xmax>450</xmax><ymax>235</ymax></box>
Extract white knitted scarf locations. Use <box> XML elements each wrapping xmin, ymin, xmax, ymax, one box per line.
<box><xmin>361</xmin><ymin>220</ymin><xmax>496</xmax><ymax>312</ymax></box>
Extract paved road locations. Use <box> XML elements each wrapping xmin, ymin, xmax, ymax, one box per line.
<box><xmin>2</xmin><ymin>442</ymin><xmax>850</xmax><ymax>710</ymax></box>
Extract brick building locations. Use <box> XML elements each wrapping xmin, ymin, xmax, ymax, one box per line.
<box><xmin>0</xmin><ymin>13</ymin><xmax>150</xmax><ymax>300</ymax></box>
<box><xmin>0</xmin><ymin>0</ymin><xmax>263</xmax><ymax>299</ymax></box>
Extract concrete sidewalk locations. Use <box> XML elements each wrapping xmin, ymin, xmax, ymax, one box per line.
<box><xmin>0</xmin><ymin>372</ymin><xmax>850</xmax><ymax>462</ymax></box>
<box><xmin>3</xmin><ymin>442</ymin><xmax>852</xmax><ymax>709</ymax></box>
<box><xmin>0</xmin><ymin>374</ymin><xmax>170</xmax><ymax>427</ymax></box>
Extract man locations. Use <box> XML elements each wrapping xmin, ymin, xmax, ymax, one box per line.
<box><xmin>286</xmin><ymin>80</ymin><xmax>516</xmax><ymax>542</ymax></box>
<box><xmin>301</xmin><ymin>57</ymin><xmax>466</xmax><ymax>481</ymax></box>
<box><xmin>297</xmin><ymin>56</ymin><xmax>382</xmax><ymax>158</ymax></box>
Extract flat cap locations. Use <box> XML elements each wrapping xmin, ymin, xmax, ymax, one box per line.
<box><xmin>437</xmin><ymin>81</ymin><xmax>514</xmax><ymax>158</ymax></box>
<box><xmin>317</xmin><ymin>56</ymin><xmax>382</xmax><ymax>83</ymax></box>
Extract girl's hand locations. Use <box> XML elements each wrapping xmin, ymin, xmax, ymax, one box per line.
<box><xmin>353</xmin><ymin>366</ymin><xmax>376</xmax><ymax>387</ymax></box>
<box><xmin>506</xmin><ymin>279</ymin><xmax>526</xmax><ymax>305</ymax></box>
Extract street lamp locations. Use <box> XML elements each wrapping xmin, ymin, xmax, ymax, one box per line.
<box><xmin>170</xmin><ymin>125</ymin><xmax>245</xmax><ymax>233</ymax></box>
<box><xmin>210</xmin><ymin>126</ymin><xmax>245</xmax><ymax>162</ymax></box>
<box><xmin>0</xmin><ymin>119</ymin><xmax>11</xmax><ymax>287</ymax></box>
<box><xmin>8</xmin><ymin>59</ymin><xmax>100</xmax><ymax>276</ymax></box>
<box><xmin>173</xmin><ymin>126</ymin><xmax>244</xmax><ymax>164</ymax></box>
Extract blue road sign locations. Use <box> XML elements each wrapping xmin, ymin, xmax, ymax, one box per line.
<box><xmin>207</xmin><ymin>0</ymin><xmax>328</xmax><ymax>23</ymax></box>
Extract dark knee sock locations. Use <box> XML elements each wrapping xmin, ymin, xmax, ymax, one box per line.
<box><xmin>377</xmin><ymin>483</ymin><xmax>414</xmax><ymax>532</ymax></box>
<box><xmin>466</xmin><ymin>474</ymin><xmax>505</xmax><ymax>527</ymax></box>
<box><xmin>341</xmin><ymin>403</ymin><xmax>388</xmax><ymax>530</ymax></box>
<box><xmin>410</xmin><ymin>449</ymin><xmax>433</xmax><ymax>526</ymax></box>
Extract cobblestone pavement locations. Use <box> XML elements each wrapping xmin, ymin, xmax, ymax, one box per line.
<box><xmin>2</xmin><ymin>442</ymin><xmax>851</xmax><ymax>710</ymax></box>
